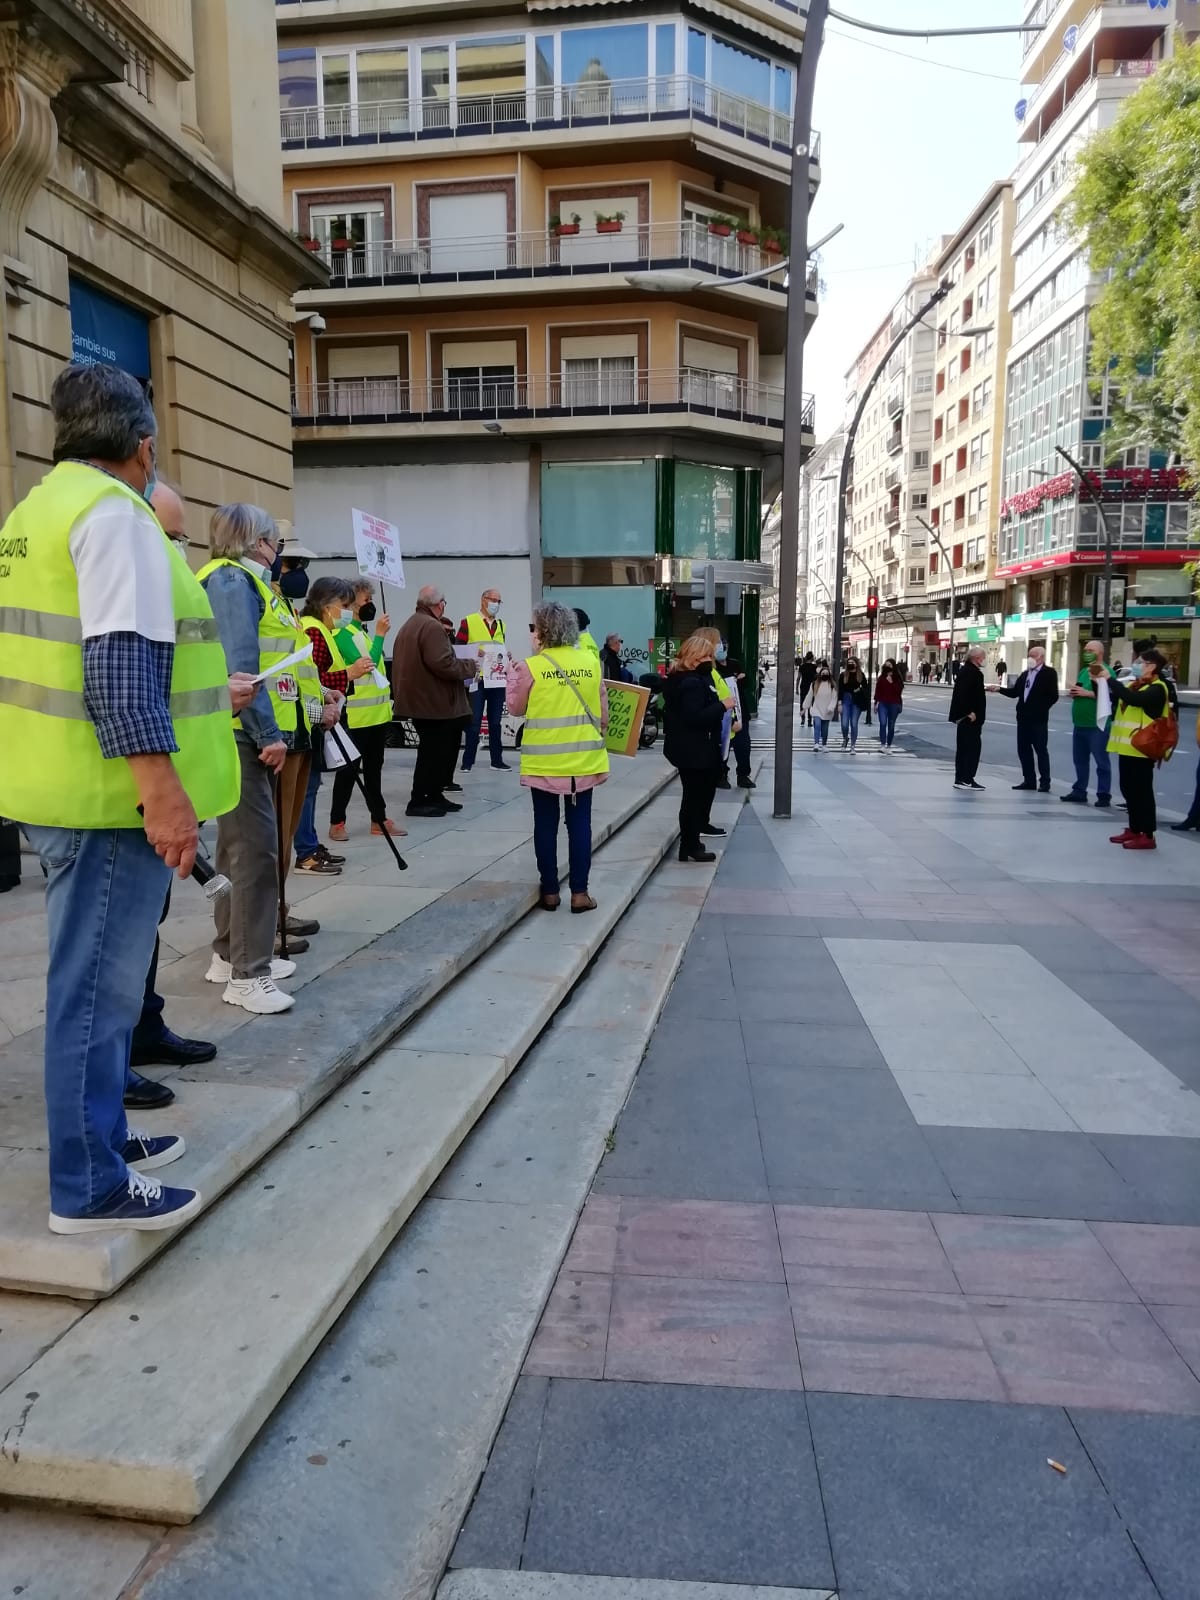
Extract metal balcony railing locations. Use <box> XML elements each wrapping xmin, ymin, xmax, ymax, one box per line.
<box><xmin>307</xmin><ymin>223</ymin><xmax>814</xmax><ymax>295</ymax></box>
<box><xmin>280</xmin><ymin>74</ymin><xmax>821</xmax><ymax>158</ymax></box>
<box><xmin>291</xmin><ymin>369</ymin><xmax>814</xmax><ymax>431</ymax></box>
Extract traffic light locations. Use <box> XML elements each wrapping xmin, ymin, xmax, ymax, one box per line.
<box><xmin>866</xmin><ymin>585</ymin><xmax>879</xmax><ymax>617</ymax></box>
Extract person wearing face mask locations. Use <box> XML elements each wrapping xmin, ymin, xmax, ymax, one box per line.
<box><xmin>0</xmin><ymin>363</ymin><xmax>240</xmax><ymax>1232</ymax></box>
<box><xmin>663</xmin><ymin>633</ymin><xmax>736</xmax><ymax>862</ymax></box>
<box><xmin>295</xmin><ymin>577</ymin><xmax>364</xmax><ymax>868</ymax></box>
<box><xmin>988</xmin><ymin>643</ymin><xmax>1059</xmax><ymax>791</ymax></box>
<box><xmin>277</xmin><ymin>539</ymin><xmax>315</xmax><ymax>604</ymax></box>
<box><xmin>197</xmin><ymin>504</ymin><xmax>323</xmax><ymax>1015</ymax></box>
<box><xmin>391</xmin><ymin>585</ymin><xmax>478</xmax><ymax>817</ymax></box>
<box><xmin>456</xmin><ymin>587</ymin><xmax>511</xmax><ymax>773</ymax></box>
<box><xmin>1062</xmin><ymin>638</ymin><xmax>1113</xmax><ymax>808</ymax></box>
<box><xmin>693</xmin><ymin>627</ymin><xmax>738</xmax><ymax>802</ymax></box>
<box><xmin>328</xmin><ymin>582</ymin><xmax>402</xmax><ymax>840</ymax></box>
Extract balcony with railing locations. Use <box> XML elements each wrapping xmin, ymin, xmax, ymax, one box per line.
<box><xmin>302</xmin><ymin>223</ymin><xmax>815</xmax><ymax>301</ymax></box>
<box><xmin>280</xmin><ymin>75</ymin><xmax>820</xmax><ymax>167</ymax></box>
<box><xmin>291</xmin><ymin>368</ymin><xmax>813</xmax><ymax>439</ymax></box>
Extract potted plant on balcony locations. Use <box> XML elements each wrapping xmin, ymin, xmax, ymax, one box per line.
<box><xmin>594</xmin><ymin>210</ymin><xmax>626</xmax><ymax>234</ymax></box>
<box><xmin>330</xmin><ymin>233</ymin><xmax>351</xmax><ymax>252</ymax></box>
<box><xmin>707</xmin><ymin>214</ymin><xmax>737</xmax><ymax>238</ymax></box>
<box><xmin>550</xmin><ymin>212</ymin><xmax>581</xmax><ymax>237</ymax></box>
<box><xmin>294</xmin><ymin>231</ymin><xmax>322</xmax><ymax>253</ymax></box>
<box><xmin>736</xmin><ymin>222</ymin><xmax>758</xmax><ymax>246</ymax></box>
<box><xmin>758</xmin><ymin>225</ymin><xmax>786</xmax><ymax>256</ymax></box>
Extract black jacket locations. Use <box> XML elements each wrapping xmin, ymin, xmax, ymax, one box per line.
<box><xmin>948</xmin><ymin>660</ymin><xmax>986</xmax><ymax>726</ymax></box>
<box><xmin>837</xmin><ymin>670</ymin><xmax>870</xmax><ymax>711</ymax></box>
<box><xmin>1000</xmin><ymin>664</ymin><xmax>1059</xmax><ymax>722</ymax></box>
<box><xmin>663</xmin><ymin>667</ymin><xmax>726</xmax><ymax>771</ymax></box>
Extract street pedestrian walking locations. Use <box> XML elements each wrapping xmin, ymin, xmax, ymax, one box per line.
<box><xmin>995</xmin><ymin>658</ymin><xmax>1008</xmax><ymax>685</ymax></box>
<box><xmin>0</xmin><ymin>362</ymin><xmax>240</xmax><ymax>1232</ymax></box>
<box><xmin>330</xmin><ymin>581</ymin><xmax>403</xmax><ymax>840</ymax></box>
<box><xmin>392</xmin><ymin>585</ymin><xmax>478</xmax><ymax>817</ymax></box>
<box><xmin>989</xmin><ymin>644</ymin><xmax>1058</xmax><ymax>791</ymax></box>
<box><xmin>1062</xmin><ymin>637</ymin><xmax>1113</xmax><ymax>809</ymax></box>
<box><xmin>457</xmin><ymin>586</ymin><xmax>511</xmax><ymax>773</ymax></box>
<box><xmin>1172</xmin><ymin>709</ymin><xmax>1200</xmax><ymax>832</ymax></box>
<box><xmin>837</xmin><ymin>658</ymin><xmax>869</xmax><ymax>749</ymax></box>
<box><xmin>874</xmin><ymin>658</ymin><xmax>904</xmax><ymax>751</ymax></box>
<box><xmin>797</xmin><ymin>650</ymin><xmax>816</xmax><ymax>719</ymax></box>
<box><xmin>803</xmin><ymin>667</ymin><xmax>839</xmax><ymax>750</ymax></box>
<box><xmin>506</xmin><ymin>600</ymin><xmax>608</xmax><ymax>912</ymax></box>
<box><xmin>1098</xmin><ymin>648</ymin><xmax>1174</xmax><ymax>849</ymax></box>
<box><xmin>663</xmin><ymin>633</ymin><xmax>734</xmax><ymax>863</ymax></box>
<box><xmin>950</xmin><ymin>645</ymin><xmax>987</xmax><ymax>790</ymax></box>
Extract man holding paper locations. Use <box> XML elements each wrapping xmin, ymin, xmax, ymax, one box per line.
<box><xmin>456</xmin><ymin>586</ymin><xmax>510</xmax><ymax>772</ymax></box>
<box><xmin>1062</xmin><ymin>637</ymin><xmax>1113</xmax><ymax>808</ymax></box>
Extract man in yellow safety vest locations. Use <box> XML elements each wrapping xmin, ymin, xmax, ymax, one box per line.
<box><xmin>456</xmin><ymin>585</ymin><xmax>510</xmax><ymax>772</ymax></box>
<box><xmin>0</xmin><ymin>363</ymin><xmax>240</xmax><ymax>1235</ymax></box>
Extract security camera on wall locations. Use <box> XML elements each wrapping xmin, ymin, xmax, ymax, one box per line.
<box><xmin>307</xmin><ymin>313</ymin><xmax>326</xmax><ymax>333</ymax></box>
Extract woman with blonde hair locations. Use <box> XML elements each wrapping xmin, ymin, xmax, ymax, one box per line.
<box><xmin>663</xmin><ymin>632</ymin><xmax>736</xmax><ymax>863</ymax></box>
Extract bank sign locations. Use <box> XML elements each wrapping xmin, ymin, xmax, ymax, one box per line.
<box><xmin>69</xmin><ymin>279</ymin><xmax>152</xmax><ymax>382</ymax></box>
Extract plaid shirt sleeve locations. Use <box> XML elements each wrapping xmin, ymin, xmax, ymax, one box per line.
<box><xmin>306</xmin><ymin>625</ymin><xmax>349</xmax><ymax>695</ymax></box>
<box><xmin>82</xmin><ymin>633</ymin><xmax>178</xmax><ymax>760</ymax></box>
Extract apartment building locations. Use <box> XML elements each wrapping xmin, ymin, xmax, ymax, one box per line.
<box><xmin>843</xmin><ymin>265</ymin><xmax>939</xmax><ymax>671</ymax></box>
<box><xmin>1000</xmin><ymin>0</ymin><xmax>1200</xmax><ymax>683</ymax></box>
<box><xmin>924</xmin><ymin>180</ymin><xmax>1015</xmax><ymax>676</ymax></box>
<box><xmin>797</xmin><ymin>428</ymin><xmax>844</xmax><ymax>661</ymax></box>
<box><xmin>0</xmin><ymin>0</ymin><xmax>320</xmax><ymax>538</ymax></box>
<box><xmin>277</xmin><ymin>0</ymin><xmax>818</xmax><ymax>676</ymax></box>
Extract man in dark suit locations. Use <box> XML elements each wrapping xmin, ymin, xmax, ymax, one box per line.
<box><xmin>989</xmin><ymin>643</ymin><xmax>1059</xmax><ymax>791</ymax></box>
<box><xmin>949</xmin><ymin>645</ymin><xmax>987</xmax><ymax>790</ymax></box>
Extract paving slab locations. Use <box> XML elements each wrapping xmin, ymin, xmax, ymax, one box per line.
<box><xmin>0</xmin><ymin>1506</ymin><xmax>162</xmax><ymax>1600</ymax></box>
<box><xmin>440</xmin><ymin>1574</ymin><xmax>835</xmax><ymax>1600</ymax></box>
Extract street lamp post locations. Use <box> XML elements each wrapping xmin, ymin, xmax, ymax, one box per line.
<box><xmin>1055</xmin><ymin>443</ymin><xmax>1115</xmax><ymax>649</ymax></box>
<box><xmin>848</xmin><ymin>548</ymin><xmax>877</xmax><ymax>721</ymax></box>
<box><xmin>831</xmin><ymin>280</ymin><xmax>952</xmax><ymax>669</ymax></box>
<box><xmin>917</xmin><ymin>514</ymin><xmax>955</xmax><ymax>680</ymax></box>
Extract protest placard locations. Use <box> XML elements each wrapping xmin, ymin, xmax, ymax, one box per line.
<box><xmin>351</xmin><ymin>509</ymin><xmax>405</xmax><ymax>588</ymax></box>
<box><xmin>604</xmin><ymin>681</ymin><xmax>650</xmax><ymax>756</ymax></box>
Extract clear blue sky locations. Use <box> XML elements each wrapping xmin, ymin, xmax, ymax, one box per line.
<box><xmin>805</xmin><ymin>1</ymin><xmax>1023</xmax><ymax>432</ymax></box>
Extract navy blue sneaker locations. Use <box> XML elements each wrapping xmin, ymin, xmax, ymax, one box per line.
<box><xmin>121</xmin><ymin>1129</ymin><xmax>186</xmax><ymax>1172</ymax></box>
<box><xmin>49</xmin><ymin>1172</ymin><xmax>202</xmax><ymax>1234</ymax></box>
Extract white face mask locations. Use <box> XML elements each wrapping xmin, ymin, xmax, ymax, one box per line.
<box><xmin>485</xmin><ymin>600</ymin><xmax>500</xmax><ymax>617</ymax></box>
<box><xmin>338</xmin><ymin>609</ymin><xmax>353</xmax><ymax>627</ymax></box>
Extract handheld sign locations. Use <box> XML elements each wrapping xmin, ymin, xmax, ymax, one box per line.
<box><xmin>603</xmin><ymin>681</ymin><xmax>650</xmax><ymax>757</ymax></box>
<box><xmin>352</xmin><ymin>509</ymin><xmax>405</xmax><ymax>589</ymax></box>
<box><xmin>454</xmin><ymin>641</ymin><xmax>509</xmax><ymax>692</ymax></box>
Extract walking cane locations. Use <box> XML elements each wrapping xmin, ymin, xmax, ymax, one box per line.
<box><xmin>274</xmin><ymin>772</ymin><xmax>289</xmax><ymax>960</ymax></box>
<box><xmin>327</xmin><ymin>722</ymin><xmax>408</xmax><ymax>872</ymax></box>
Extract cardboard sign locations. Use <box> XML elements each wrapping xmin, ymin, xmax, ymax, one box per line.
<box><xmin>604</xmin><ymin>681</ymin><xmax>650</xmax><ymax>757</ymax></box>
<box><xmin>352</xmin><ymin>509</ymin><xmax>405</xmax><ymax>588</ymax></box>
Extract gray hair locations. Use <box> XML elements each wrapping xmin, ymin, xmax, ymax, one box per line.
<box><xmin>303</xmin><ymin>575</ymin><xmax>355</xmax><ymax>619</ymax></box>
<box><xmin>532</xmin><ymin>600</ymin><xmax>579</xmax><ymax>649</ymax></box>
<box><xmin>209</xmin><ymin>502</ymin><xmax>277</xmax><ymax>561</ymax></box>
<box><xmin>967</xmin><ymin>645</ymin><xmax>986</xmax><ymax>664</ymax></box>
<box><xmin>418</xmin><ymin>583</ymin><xmax>444</xmax><ymax>607</ymax></box>
<box><xmin>51</xmin><ymin>362</ymin><xmax>156</xmax><ymax>465</ymax></box>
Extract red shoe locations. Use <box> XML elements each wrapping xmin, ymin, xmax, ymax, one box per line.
<box><xmin>1109</xmin><ymin>829</ymin><xmax>1135</xmax><ymax>844</ymax></box>
<box><xmin>1122</xmin><ymin>834</ymin><xmax>1157</xmax><ymax>850</ymax></box>
<box><xmin>371</xmin><ymin>819</ymin><xmax>407</xmax><ymax>838</ymax></box>
<box><xmin>328</xmin><ymin>823</ymin><xmax>348</xmax><ymax>843</ymax></box>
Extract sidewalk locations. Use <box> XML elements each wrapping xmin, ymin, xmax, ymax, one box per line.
<box><xmin>450</xmin><ymin>727</ymin><xmax>1200</xmax><ymax>1600</ymax></box>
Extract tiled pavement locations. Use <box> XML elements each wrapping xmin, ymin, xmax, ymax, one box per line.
<box><xmin>453</xmin><ymin>741</ymin><xmax>1200</xmax><ymax>1600</ymax></box>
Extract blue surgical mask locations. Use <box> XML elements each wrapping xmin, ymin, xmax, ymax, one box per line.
<box><xmin>338</xmin><ymin>609</ymin><xmax>354</xmax><ymax>627</ymax></box>
<box><xmin>716</xmin><ymin>642</ymin><xmax>728</xmax><ymax>663</ymax></box>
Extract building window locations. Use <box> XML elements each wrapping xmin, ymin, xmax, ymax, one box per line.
<box><xmin>909</xmin><ymin>567</ymin><xmax>925</xmax><ymax>584</ymax></box>
<box><xmin>562</xmin><ymin>354</ymin><xmax>637</xmax><ymax>407</ymax></box>
<box><xmin>913</xmin><ymin>449</ymin><xmax>929</xmax><ymax>470</ymax></box>
<box><xmin>561</xmin><ymin>23</ymin><xmax>649</xmax><ymax>85</ymax></box>
<box><xmin>911</xmin><ymin>491</ymin><xmax>928</xmax><ymax>511</ymax></box>
<box><xmin>913</xmin><ymin>371</ymin><xmax>933</xmax><ymax>394</ymax></box>
<box><xmin>445</xmin><ymin>364</ymin><xmax>517</xmax><ymax>409</ymax></box>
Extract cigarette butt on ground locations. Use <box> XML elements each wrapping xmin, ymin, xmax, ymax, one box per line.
<box><xmin>1046</xmin><ymin>1459</ymin><xmax>1067</xmax><ymax>1475</ymax></box>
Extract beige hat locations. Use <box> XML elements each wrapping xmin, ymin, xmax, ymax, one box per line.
<box><xmin>280</xmin><ymin>536</ymin><xmax>317</xmax><ymax>560</ymax></box>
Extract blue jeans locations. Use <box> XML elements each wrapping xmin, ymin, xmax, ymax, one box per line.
<box><xmin>295</xmin><ymin>757</ymin><xmax>322</xmax><ymax>859</ymax></box>
<box><xmin>464</xmin><ymin>686</ymin><xmax>505</xmax><ymax>768</ymax></box>
<box><xmin>24</xmin><ymin>825</ymin><xmax>170</xmax><ymax>1217</ymax></box>
<box><xmin>531</xmin><ymin>786</ymin><xmax>593</xmax><ymax>895</ymax></box>
<box><xmin>813</xmin><ymin>716</ymin><xmax>831</xmax><ymax>746</ymax></box>
<box><xmin>840</xmin><ymin>695</ymin><xmax>862</xmax><ymax>744</ymax></box>
<box><xmin>1071</xmin><ymin>723</ymin><xmax>1112</xmax><ymax>799</ymax></box>
<box><xmin>876</xmin><ymin>702</ymin><xmax>900</xmax><ymax>746</ymax></box>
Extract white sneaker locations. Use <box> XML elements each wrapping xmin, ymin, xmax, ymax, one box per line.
<box><xmin>207</xmin><ymin>954</ymin><xmax>297</xmax><ymax>984</ymax></box>
<box><xmin>222</xmin><ymin>977</ymin><xmax>295</xmax><ymax>1014</ymax></box>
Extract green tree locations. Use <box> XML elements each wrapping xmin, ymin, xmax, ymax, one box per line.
<box><xmin>1067</xmin><ymin>42</ymin><xmax>1200</xmax><ymax>475</ymax></box>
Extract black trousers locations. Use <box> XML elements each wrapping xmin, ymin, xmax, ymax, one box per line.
<box><xmin>330</xmin><ymin>722</ymin><xmax>389</xmax><ymax>825</ymax></box>
<box><xmin>1118</xmin><ymin>754</ymin><xmax>1157</xmax><ymax>836</ymax></box>
<box><xmin>1017</xmin><ymin>718</ymin><xmax>1051</xmax><ymax>787</ymax></box>
<box><xmin>678</xmin><ymin>767</ymin><xmax>718</xmax><ymax>852</ymax></box>
<box><xmin>411</xmin><ymin>718</ymin><xmax>461</xmax><ymax>804</ymax></box>
<box><xmin>0</xmin><ymin>820</ymin><xmax>19</xmax><ymax>887</ymax></box>
<box><xmin>955</xmin><ymin>720</ymin><xmax>982</xmax><ymax>784</ymax></box>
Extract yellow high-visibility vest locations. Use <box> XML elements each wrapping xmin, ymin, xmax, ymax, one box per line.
<box><xmin>463</xmin><ymin>611</ymin><xmax>505</xmax><ymax>644</ymax></box>
<box><xmin>520</xmin><ymin>647</ymin><xmax>609</xmax><ymax>779</ymax></box>
<box><xmin>0</xmin><ymin>462</ymin><xmax>239</xmax><ymax>828</ymax></box>
<box><xmin>303</xmin><ymin>614</ymin><xmax>349</xmax><ymax>674</ymax></box>
<box><xmin>338</xmin><ymin>619</ymin><xmax>393</xmax><ymax>729</ymax></box>
<box><xmin>1108</xmin><ymin>680</ymin><xmax>1170</xmax><ymax>760</ymax></box>
<box><xmin>195</xmin><ymin>558</ymin><xmax>321</xmax><ymax>736</ymax></box>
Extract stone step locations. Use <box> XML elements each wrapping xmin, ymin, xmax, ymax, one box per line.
<box><xmin>0</xmin><ymin>762</ymin><xmax>675</xmax><ymax>1300</ymax></box>
<box><xmin>0</xmin><ymin>786</ymin><xmax>691</xmax><ymax>1524</ymax></box>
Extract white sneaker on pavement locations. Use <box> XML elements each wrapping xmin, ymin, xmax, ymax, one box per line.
<box><xmin>207</xmin><ymin>954</ymin><xmax>297</xmax><ymax>984</ymax></box>
<box><xmin>222</xmin><ymin>977</ymin><xmax>295</xmax><ymax>1014</ymax></box>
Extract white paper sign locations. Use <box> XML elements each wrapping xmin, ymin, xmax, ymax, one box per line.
<box><xmin>352</xmin><ymin>509</ymin><xmax>405</xmax><ymax>589</ymax></box>
<box><xmin>454</xmin><ymin>641</ymin><xmax>511</xmax><ymax>691</ymax></box>
<box><xmin>251</xmin><ymin>643</ymin><xmax>312</xmax><ymax>685</ymax></box>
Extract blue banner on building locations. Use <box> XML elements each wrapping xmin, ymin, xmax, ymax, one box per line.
<box><xmin>69</xmin><ymin>278</ymin><xmax>152</xmax><ymax>382</ymax></box>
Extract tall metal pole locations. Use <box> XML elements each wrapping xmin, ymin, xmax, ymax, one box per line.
<box><xmin>917</xmin><ymin>514</ymin><xmax>955</xmax><ymax>680</ymax></box>
<box><xmin>772</xmin><ymin>0</ymin><xmax>828</xmax><ymax>820</ymax></box>
<box><xmin>831</xmin><ymin>281</ymin><xmax>953</xmax><ymax>669</ymax></box>
<box><xmin>1055</xmin><ymin>443</ymin><xmax>1114</xmax><ymax>650</ymax></box>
